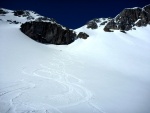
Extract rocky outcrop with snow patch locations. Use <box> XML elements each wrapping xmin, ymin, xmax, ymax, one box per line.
<box><xmin>0</xmin><ymin>8</ymin><xmax>55</xmax><ymax>24</ymax></box>
<box><xmin>104</xmin><ymin>4</ymin><xmax>150</xmax><ymax>31</ymax></box>
<box><xmin>87</xmin><ymin>20</ymin><xmax>98</xmax><ymax>29</ymax></box>
<box><xmin>0</xmin><ymin>8</ymin><xmax>8</xmax><ymax>14</ymax></box>
<box><xmin>86</xmin><ymin>18</ymin><xmax>112</xmax><ymax>29</ymax></box>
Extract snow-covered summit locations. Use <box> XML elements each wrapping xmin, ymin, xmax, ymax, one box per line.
<box><xmin>0</xmin><ymin>8</ymin><xmax>55</xmax><ymax>24</ymax></box>
<box><xmin>83</xmin><ymin>4</ymin><xmax>150</xmax><ymax>32</ymax></box>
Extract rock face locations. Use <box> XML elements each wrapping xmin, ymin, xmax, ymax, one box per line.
<box><xmin>87</xmin><ymin>20</ymin><xmax>98</xmax><ymax>29</ymax></box>
<box><xmin>104</xmin><ymin>4</ymin><xmax>150</xmax><ymax>31</ymax></box>
<box><xmin>77</xmin><ymin>32</ymin><xmax>89</xmax><ymax>39</ymax></box>
<box><xmin>20</xmin><ymin>22</ymin><xmax>77</xmax><ymax>45</ymax></box>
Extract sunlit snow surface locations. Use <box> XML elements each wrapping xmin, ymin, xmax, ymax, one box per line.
<box><xmin>0</xmin><ymin>19</ymin><xmax>150</xmax><ymax>113</ymax></box>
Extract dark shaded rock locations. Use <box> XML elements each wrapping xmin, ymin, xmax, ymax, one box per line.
<box><xmin>7</xmin><ymin>20</ymin><xmax>12</xmax><ymax>24</ymax></box>
<box><xmin>13</xmin><ymin>21</ymin><xmax>20</xmax><ymax>24</ymax></box>
<box><xmin>0</xmin><ymin>8</ymin><xmax>8</xmax><ymax>14</ymax></box>
<box><xmin>77</xmin><ymin>32</ymin><xmax>89</xmax><ymax>39</ymax></box>
<box><xmin>87</xmin><ymin>20</ymin><xmax>98</xmax><ymax>29</ymax></box>
<box><xmin>20</xmin><ymin>22</ymin><xmax>77</xmax><ymax>45</ymax></box>
<box><xmin>104</xmin><ymin>4</ymin><xmax>150</xmax><ymax>32</ymax></box>
<box><xmin>14</xmin><ymin>10</ymin><xmax>24</xmax><ymax>16</ymax></box>
<box><xmin>143</xmin><ymin>4</ymin><xmax>150</xmax><ymax>14</ymax></box>
<box><xmin>103</xmin><ymin>27</ymin><xmax>114</xmax><ymax>32</ymax></box>
<box><xmin>132</xmin><ymin>27</ymin><xmax>136</xmax><ymax>30</ymax></box>
<box><xmin>135</xmin><ymin>19</ymin><xmax>147</xmax><ymax>27</ymax></box>
<box><xmin>103</xmin><ymin>19</ymin><xmax>116</xmax><ymax>32</ymax></box>
<box><xmin>120</xmin><ymin>30</ymin><xmax>126</xmax><ymax>33</ymax></box>
<box><xmin>7</xmin><ymin>20</ymin><xmax>20</xmax><ymax>24</ymax></box>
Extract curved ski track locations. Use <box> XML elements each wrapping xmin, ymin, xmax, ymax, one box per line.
<box><xmin>0</xmin><ymin>52</ymin><xmax>105</xmax><ymax>113</ymax></box>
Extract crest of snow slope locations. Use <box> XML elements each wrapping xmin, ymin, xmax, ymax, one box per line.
<box><xmin>0</xmin><ymin>8</ymin><xmax>38</xmax><ymax>23</ymax></box>
<box><xmin>1</xmin><ymin>15</ymin><xmax>150</xmax><ymax>113</ymax></box>
<box><xmin>0</xmin><ymin>8</ymin><xmax>56</xmax><ymax>24</ymax></box>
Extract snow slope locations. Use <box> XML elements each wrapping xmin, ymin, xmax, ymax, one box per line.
<box><xmin>1</xmin><ymin>10</ymin><xmax>150</xmax><ymax>113</ymax></box>
<box><xmin>0</xmin><ymin>8</ymin><xmax>39</xmax><ymax>23</ymax></box>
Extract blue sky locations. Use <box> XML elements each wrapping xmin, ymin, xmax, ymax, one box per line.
<box><xmin>1</xmin><ymin>0</ymin><xmax>149</xmax><ymax>29</ymax></box>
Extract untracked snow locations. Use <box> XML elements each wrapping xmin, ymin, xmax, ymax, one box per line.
<box><xmin>0</xmin><ymin>17</ymin><xmax>150</xmax><ymax>113</ymax></box>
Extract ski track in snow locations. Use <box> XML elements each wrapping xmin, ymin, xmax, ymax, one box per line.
<box><xmin>0</xmin><ymin>80</ymin><xmax>36</xmax><ymax>113</ymax></box>
<box><xmin>0</xmin><ymin>52</ymin><xmax>104</xmax><ymax>113</ymax></box>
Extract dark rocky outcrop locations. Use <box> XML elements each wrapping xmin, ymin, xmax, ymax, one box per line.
<box><xmin>86</xmin><ymin>18</ymin><xmax>112</xmax><ymax>29</ymax></box>
<box><xmin>7</xmin><ymin>20</ymin><xmax>20</xmax><ymax>24</ymax></box>
<box><xmin>144</xmin><ymin>4</ymin><xmax>150</xmax><ymax>14</ymax></box>
<box><xmin>87</xmin><ymin>20</ymin><xmax>98</xmax><ymax>29</ymax></box>
<box><xmin>14</xmin><ymin>10</ymin><xmax>25</xmax><ymax>16</ymax></box>
<box><xmin>104</xmin><ymin>4</ymin><xmax>150</xmax><ymax>32</ymax></box>
<box><xmin>0</xmin><ymin>8</ymin><xmax>8</xmax><ymax>14</ymax></box>
<box><xmin>103</xmin><ymin>27</ymin><xmax>114</xmax><ymax>32</ymax></box>
<box><xmin>103</xmin><ymin>19</ymin><xmax>116</xmax><ymax>31</ymax></box>
<box><xmin>20</xmin><ymin>21</ymin><xmax>77</xmax><ymax>45</ymax></box>
<box><xmin>77</xmin><ymin>32</ymin><xmax>89</xmax><ymax>39</ymax></box>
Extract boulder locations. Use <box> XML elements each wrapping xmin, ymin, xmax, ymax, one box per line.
<box><xmin>87</xmin><ymin>20</ymin><xmax>98</xmax><ymax>29</ymax></box>
<box><xmin>77</xmin><ymin>32</ymin><xmax>89</xmax><ymax>39</ymax></box>
<box><xmin>20</xmin><ymin>21</ymin><xmax>77</xmax><ymax>45</ymax></box>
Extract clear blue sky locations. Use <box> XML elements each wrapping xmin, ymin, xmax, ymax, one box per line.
<box><xmin>1</xmin><ymin>0</ymin><xmax>149</xmax><ymax>29</ymax></box>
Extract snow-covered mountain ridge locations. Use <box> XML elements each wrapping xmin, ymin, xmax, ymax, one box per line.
<box><xmin>1</xmin><ymin>4</ymin><xmax>150</xmax><ymax>45</ymax></box>
<box><xmin>0</xmin><ymin>4</ymin><xmax>150</xmax><ymax>113</ymax></box>
<box><xmin>86</xmin><ymin>4</ymin><xmax>150</xmax><ymax>32</ymax></box>
<box><xmin>0</xmin><ymin>8</ymin><xmax>56</xmax><ymax>24</ymax></box>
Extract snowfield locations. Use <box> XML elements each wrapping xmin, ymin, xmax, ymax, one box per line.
<box><xmin>0</xmin><ymin>19</ymin><xmax>150</xmax><ymax>113</ymax></box>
